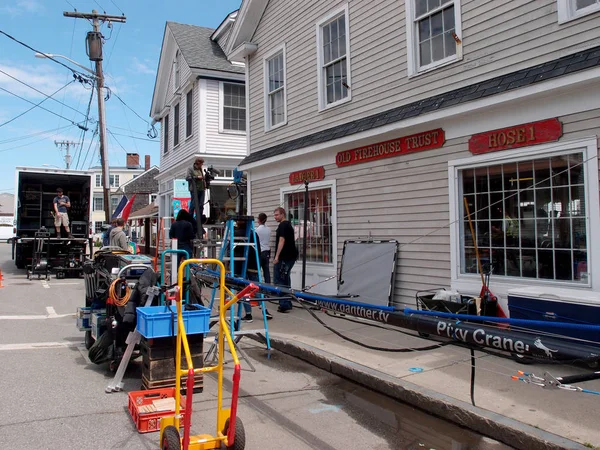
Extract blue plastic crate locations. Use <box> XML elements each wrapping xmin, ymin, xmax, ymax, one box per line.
<box><xmin>136</xmin><ymin>305</ymin><xmax>210</xmax><ymax>339</ymax></box>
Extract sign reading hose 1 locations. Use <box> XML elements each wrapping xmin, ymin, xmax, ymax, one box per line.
<box><xmin>468</xmin><ymin>118</ymin><xmax>562</xmax><ymax>154</ymax></box>
<box><xmin>336</xmin><ymin>129</ymin><xmax>445</xmax><ymax>167</ymax></box>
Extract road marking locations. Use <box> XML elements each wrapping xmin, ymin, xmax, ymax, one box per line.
<box><xmin>0</xmin><ymin>342</ymin><xmax>76</xmax><ymax>351</ymax></box>
<box><xmin>309</xmin><ymin>404</ymin><xmax>342</xmax><ymax>414</ymax></box>
<box><xmin>46</xmin><ymin>306</ymin><xmax>58</xmax><ymax>317</ymax></box>
<box><xmin>41</xmin><ymin>280</ymin><xmax>50</xmax><ymax>289</ymax></box>
<box><xmin>0</xmin><ymin>313</ymin><xmax>74</xmax><ymax>320</ymax></box>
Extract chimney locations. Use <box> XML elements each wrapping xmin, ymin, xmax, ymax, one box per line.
<box><xmin>126</xmin><ymin>153</ymin><xmax>140</xmax><ymax>169</ymax></box>
<box><xmin>145</xmin><ymin>155</ymin><xmax>151</xmax><ymax>171</ymax></box>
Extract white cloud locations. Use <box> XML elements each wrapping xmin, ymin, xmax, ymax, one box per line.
<box><xmin>0</xmin><ymin>0</ymin><xmax>44</xmax><ymax>16</ymax></box>
<box><xmin>0</xmin><ymin>62</ymin><xmax>91</xmax><ymax>102</ymax></box>
<box><xmin>130</xmin><ymin>57</ymin><xmax>155</xmax><ymax>76</ymax></box>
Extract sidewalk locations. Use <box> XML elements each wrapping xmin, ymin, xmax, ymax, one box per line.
<box><xmin>242</xmin><ymin>305</ymin><xmax>600</xmax><ymax>450</ymax></box>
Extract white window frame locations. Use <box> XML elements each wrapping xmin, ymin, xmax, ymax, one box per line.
<box><xmin>173</xmin><ymin>102</ymin><xmax>180</xmax><ymax>147</ymax></box>
<box><xmin>280</xmin><ymin>179</ymin><xmax>338</xmax><ymax>267</ymax></box>
<box><xmin>218</xmin><ymin>81</ymin><xmax>246</xmax><ymax>134</ymax></box>
<box><xmin>557</xmin><ymin>0</ymin><xmax>600</xmax><ymax>23</ymax></box>
<box><xmin>448</xmin><ymin>137</ymin><xmax>600</xmax><ymax>298</ymax></box>
<box><xmin>185</xmin><ymin>88</ymin><xmax>193</xmax><ymax>138</ymax></box>
<box><xmin>109</xmin><ymin>174</ymin><xmax>120</xmax><ymax>188</ymax></box>
<box><xmin>316</xmin><ymin>4</ymin><xmax>352</xmax><ymax>111</ymax></box>
<box><xmin>263</xmin><ymin>44</ymin><xmax>288</xmax><ymax>132</ymax></box>
<box><xmin>93</xmin><ymin>196</ymin><xmax>103</xmax><ymax>211</ymax></box>
<box><xmin>405</xmin><ymin>0</ymin><xmax>463</xmax><ymax>77</ymax></box>
<box><xmin>95</xmin><ymin>174</ymin><xmax>101</xmax><ymax>187</ymax></box>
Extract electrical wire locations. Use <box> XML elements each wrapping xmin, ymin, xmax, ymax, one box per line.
<box><xmin>0</xmin><ymin>79</ymin><xmax>77</xmax><ymax>128</ymax></box>
<box><xmin>0</xmin><ymin>125</ymin><xmax>76</xmax><ymax>153</ymax></box>
<box><xmin>110</xmin><ymin>91</ymin><xmax>151</xmax><ymax>125</ymax></box>
<box><xmin>0</xmin><ymin>124</ymin><xmax>75</xmax><ymax>145</ymax></box>
<box><xmin>0</xmin><ymin>85</ymin><xmax>89</xmax><ymax>130</ymax></box>
<box><xmin>107</xmin><ymin>130</ymin><xmax>158</xmax><ymax>142</ymax></box>
<box><xmin>0</xmin><ymin>29</ymin><xmax>95</xmax><ymax>81</ymax></box>
<box><xmin>109</xmin><ymin>277</ymin><xmax>131</xmax><ymax>306</ymax></box>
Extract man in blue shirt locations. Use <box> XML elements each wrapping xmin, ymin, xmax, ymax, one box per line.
<box><xmin>53</xmin><ymin>188</ymin><xmax>73</xmax><ymax>238</ymax></box>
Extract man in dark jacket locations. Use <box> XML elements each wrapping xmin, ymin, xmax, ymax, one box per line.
<box><xmin>273</xmin><ymin>207</ymin><xmax>297</xmax><ymax>313</ymax></box>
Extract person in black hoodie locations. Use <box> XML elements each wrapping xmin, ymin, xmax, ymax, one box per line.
<box><xmin>169</xmin><ymin>210</ymin><xmax>195</xmax><ymax>266</ymax></box>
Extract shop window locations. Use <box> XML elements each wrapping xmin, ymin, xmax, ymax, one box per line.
<box><xmin>557</xmin><ymin>0</ymin><xmax>600</xmax><ymax>22</ymax></box>
<box><xmin>264</xmin><ymin>46</ymin><xmax>287</xmax><ymax>130</ymax></box>
<box><xmin>284</xmin><ymin>186</ymin><xmax>334</xmax><ymax>264</ymax></box>
<box><xmin>317</xmin><ymin>5</ymin><xmax>351</xmax><ymax>110</ymax></box>
<box><xmin>94</xmin><ymin>221</ymin><xmax>104</xmax><ymax>233</ymax></box>
<box><xmin>406</xmin><ymin>0</ymin><xmax>462</xmax><ymax>76</ymax></box>
<box><xmin>457</xmin><ymin>150</ymin><xmax>590</xmax><ymax>283</ymax></box>
<box><xmin>220</xmin><ymin>82</ymin><xmax>246</xmax><ymax>133</ymax></box>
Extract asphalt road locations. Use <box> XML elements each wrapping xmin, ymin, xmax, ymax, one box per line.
<box><xmin>0</xmin><ymin>243</ymin><xmax>510</xmax><ymax>449</ymax></box>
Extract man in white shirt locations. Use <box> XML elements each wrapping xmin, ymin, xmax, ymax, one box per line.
<box><xmin>255</xmin><ymin>212</ymin><xmax>272</xmax><ymax>284</ymax></box>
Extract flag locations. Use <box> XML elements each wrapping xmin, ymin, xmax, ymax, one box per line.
<box><xmin>111</xmin><ymin>195</ymin><xmax>128</xmax><ymax>220</ymax></box>
<box><xmin>119</xmin><ymin>194</ymin><xmax>137</xmax><ymax>221</ymax></box>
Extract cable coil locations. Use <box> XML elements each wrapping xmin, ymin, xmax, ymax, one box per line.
<box><xmin>109</xmin><ymin>277</ymin><xmax>131</xmax><ymax>307</ymax></box>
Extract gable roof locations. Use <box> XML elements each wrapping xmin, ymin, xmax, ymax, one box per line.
<box><xmin>241</xmin><ymin>44</ymin><xmax>600</xmax><ymax>166</ymax></box>
<box><xmin>151</xmin><ymin>21</ymin><xmax>245</xmax><ymax>119</ymax></box>
<box><xmin>167</xmin><ymin>22</ymin><xmax>244</xmax><ymax>75</ymax></box>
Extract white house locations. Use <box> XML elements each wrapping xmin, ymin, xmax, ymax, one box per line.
<box><xmin>226</xmin><ymin>0</ymin><xmax>600</xmax><ymax>317</ymax></box>
<box><xmin>90</xmin><ymin>152</ymin><xmax>145</xmax><ymax>232</ymax></box>
<box><xmin>150</xmin><ymin>15</ymin><xmax>247</xmax><ymax>222</ymax></box>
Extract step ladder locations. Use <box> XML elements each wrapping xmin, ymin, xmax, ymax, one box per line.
<box><xmin>206</xmin><ymin>216</ymin><xmax>271</xmax><ymax>369</ymax></box>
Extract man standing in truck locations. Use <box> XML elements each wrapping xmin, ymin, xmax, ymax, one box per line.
<box><xmin>53</xmin><ymin>188</ymin><xmax>73</xmax><ymax>238</ymax></box>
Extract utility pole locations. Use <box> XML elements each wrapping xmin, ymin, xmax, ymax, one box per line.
<box><xmin>54</xmin><ymin>140</ymin><xmax>78</xmax><ymax>169</ymax></box>
<box><xmin>63</xmin><ymin>9</ymin><xmax>126</xmax><ymax>223</ymax></box>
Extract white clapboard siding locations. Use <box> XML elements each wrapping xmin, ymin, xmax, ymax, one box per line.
<box><xmin>249</xmin><ymin>107</ymin><xmax>600</xmax><ymax>307</ymax></box>
<box><xmin>161</xmin><ymin>78</ymin><xmax>199</xmax><ymax>173</ymax></box>
<box><xmin>246</xmin><ymin>0</ymin><xmax>600</xmax><ymax>155</ymax></box>
<box><xmin>204</xmin><ymin>80</ymin><xmax>247</xmax><ymax>156</ymax></box>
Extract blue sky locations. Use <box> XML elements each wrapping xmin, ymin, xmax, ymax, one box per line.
<box><xmin>0</xmin><ymin>0</ymin><xmax>242</xmax><ymax>194</ymax></box>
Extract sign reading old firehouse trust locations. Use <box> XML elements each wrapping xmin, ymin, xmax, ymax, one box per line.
<box><xmin>336</xmin><ymin>129</ymin><xmax>445</xmax><ymax>167</ymax></box>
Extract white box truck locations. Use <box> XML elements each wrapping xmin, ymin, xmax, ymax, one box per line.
<box><xmin>12</xmin><ymin>167</ymin><xmax>93</xmax><ymax>277</ymax></box>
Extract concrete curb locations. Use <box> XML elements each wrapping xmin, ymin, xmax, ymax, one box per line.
<box><xmin>251</xmin><ymin>334</ymin><xmax>588</xmax><ymax>450</ymax></box>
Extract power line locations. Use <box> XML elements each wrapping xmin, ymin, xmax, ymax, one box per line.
<box><xmin>0</xmin><ymin>29</ymin><xmax>95</xmax><ymax>82</ymax></box>
<box><xmin>106</xmin><ymin>130</ymin><xmax>158</xmax><ymax>142</ymax></box>
<box><xmin>0</xmin><ymin>85</ymin><xmax>89</xmax><ymax>130</ymax></box>
<box><xmin>109</xmin><ymin>90</ymin><xmax>149</xmax><ymax>124</ymax></box>
<box><xmin>75</xmin><ymin>89</ymin><xmax>96</xmax><ymax>169</ymax></box>
<box><xmin>0</xmin><ymin>80</ymin><xmax>76</xmax><ymax>128</ymax></box>
<box><xmin>0</xmin><ymin>69</ymin><xmax>87</xmax><ymax>117</ymax></box>
<box><xmin>81</xmin><ymin>125</ymin><xmax>99</xmax><ymax>169</ymax></box>
<box><xmin>107</xmin><ymin>128</ymin><xmax>128</xmax><ymax>153</ymax></box>
<box><xmin>0</xmin><ymin>124</ymin><xmax>75</xmax><ymax>145</ymax></box>
<box><xmin>0</xmin><ymin>125</ymin><xmax>76</xmax><ymax>153</ymax></box>
<box><xmin>110</xmin><ymin>0</ymin><xmax>124</xmax><ymax>15</ymax></box>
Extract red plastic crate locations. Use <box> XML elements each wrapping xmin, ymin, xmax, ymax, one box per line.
<box><xmin>127</xmin><ymin>388</ymin><xmax>186</xmax><ymax>433</ymax></box>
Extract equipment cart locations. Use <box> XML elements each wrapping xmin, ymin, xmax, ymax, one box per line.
<box><xmin>158</xmin><ymin>258</ymin><xmax>255</xmax><ymax>450</ymax></box>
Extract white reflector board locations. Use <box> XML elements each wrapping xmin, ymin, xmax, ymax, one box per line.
<box><xmin>337</xmin><ymin>240</ymin><xmax>398</xmax><ymax>307</ymax></box>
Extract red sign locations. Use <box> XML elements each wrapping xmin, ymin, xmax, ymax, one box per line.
<box><xmin>469</xmin><ymin>118</ymin><xmax>562</xmax><ymax>154</ymax></box>
<box><xmin>289</xmin><ymin>166</ymin><xmax>325</xmax><ymax>185</ymax></box>
<box><xmin>336</xmin><ymin>129</ymin><xmax>445</xmax><ymax>167</ymax></box>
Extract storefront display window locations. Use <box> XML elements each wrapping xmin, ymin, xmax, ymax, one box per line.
<box><xmin>284</xmin><ymin>187</ymin><xmax>333</xmax><ymax>264</ymax></box>
<box><xmin>460</xmin><ymin>152</ymin><xmax>588</xmax><ymax>282</ymax></box>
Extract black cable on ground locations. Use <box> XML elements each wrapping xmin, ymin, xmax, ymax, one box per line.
<box><xmin>294</xmin><ymin>296</ymin><xmax>451</xmax><ymax>353</ymax></box>
<box><xmin>470</xmin><ymin>348</ymin><xmax>476</xmax><ymax>407</ymax></box>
